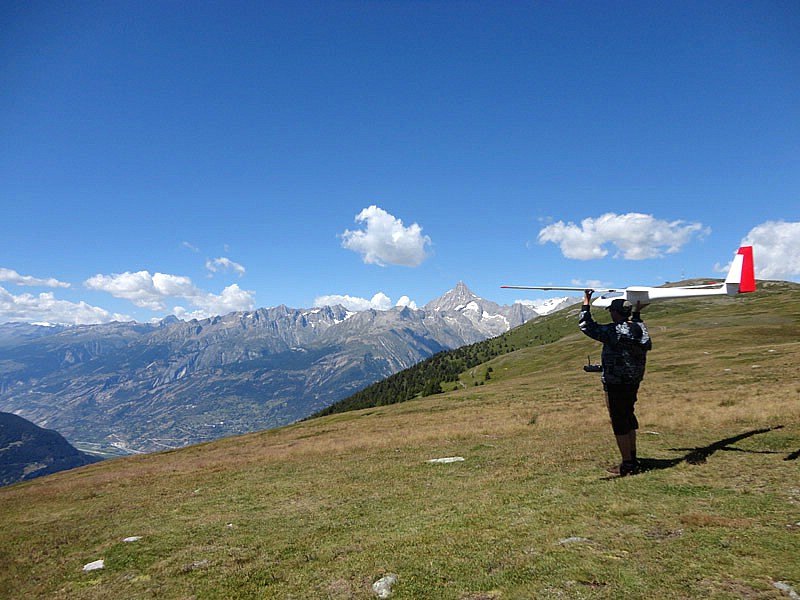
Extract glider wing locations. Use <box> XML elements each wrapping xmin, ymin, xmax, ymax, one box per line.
<box><xmin>502</xmin><ymin>246</ymin><xmax>755</xmax><ymax>308</ymax></box>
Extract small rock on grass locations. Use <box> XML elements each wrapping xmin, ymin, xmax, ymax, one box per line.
<box><xmin>83</xmin><ymin>559</ymin><xmax>104</xmax><ymax>572</ymax></box>
<box><xmin>426</xmin><ymin>456</ymin><xmax>465</xmax><ymax>464</ymax></box>
<box><xmin>558</xmin><ymin>536</ymin><xmax>590</xmax><ymax>545</ymax></box>
<box><xmin>773</xmin><ymin>581</ymin><xmax>800</xmax><ymax>600</ymax></box>
<box><xmin>372</xmin><ymin>574</ymin><xmax>398</xmax><ymax>598</ymax></box>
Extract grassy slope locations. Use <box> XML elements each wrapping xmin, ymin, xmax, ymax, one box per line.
<box><xmin>1</xmin><ymin>284</ymin><xmax>798</xmax><ymax>599</ymax></box>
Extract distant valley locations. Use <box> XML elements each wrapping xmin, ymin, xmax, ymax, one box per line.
<box><xmin>0</xmin><ymin>283</ymin><xmax>576</xmax><ymax>455</ymax></box>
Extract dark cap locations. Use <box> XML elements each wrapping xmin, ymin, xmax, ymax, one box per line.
<box><xmin>607</xmin><ymin>299</ymin><xmax>633</xmax><ymax>315</ymax></box>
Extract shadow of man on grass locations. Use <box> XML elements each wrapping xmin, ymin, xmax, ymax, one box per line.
<box><xmin>637</xmin><ymin>425</ymin><xmax>786</xmax><ymax>473</ymax></box>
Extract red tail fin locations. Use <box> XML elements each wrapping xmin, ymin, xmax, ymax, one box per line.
<box><xmin>737</xmin><ymin>246</ymin><xmax>756</xmax><ymax>293</ymax></box>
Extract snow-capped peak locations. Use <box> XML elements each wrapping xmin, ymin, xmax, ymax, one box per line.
<box><xmin>515</xmin><ymin>296</ymin><xmax>581</xmax><ymax>316</ymax></box>
<box><xmin>423</xmin><ymin>281</ymin><xmax>478</xmax><ymax>312</ymax></box>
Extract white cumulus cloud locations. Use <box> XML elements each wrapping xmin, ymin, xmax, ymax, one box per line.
<box><xmin>85</xmin><ymin>271</ymin><xmax>194</xmax><ymax>311</ymax></box>
<box><xmin>0</xmin><ymin>268</ymin><xmax>71</xmax><ymax>288</ymax></box>
<box><xmin>0</xmin><ymin>286</ymin><xmax>130</xmax><ymax>325</ymax></box>
<box><xmin>314</xmin><ymin>291</ymin><xmax>417</xmax><ymax>312</ymax></box>
<box><xmin>538</xmin><ymin>213</ymin><xmax>709</xmax><ymax>260</ymax></box>
<box><xmin>171</xmin><ymin>284</ymin><xmax>256</xmax><ymax>320</ymax></box>
<box><xmin>85</xmin><ymin>271</ymin><xmax>255</xmax><ymax>319</ymax></box>
<box><xmin>395</xmin><ymin>295</ymin><xmax>418</xmax><ymax>309</ymax></box>
<box><xmin>742</xmin><ymin>221</ymin><xmax>800</xmax><ymax>281</ymax></box>
<box><xmin>341</xmin><ymin>205</ymin><xmax>432</xmax><ymax>267</ymax></box>
<box><xmin>205</xmin><ymin>257</ymin><xmax>246</xmax><ymax>277</ymax></box>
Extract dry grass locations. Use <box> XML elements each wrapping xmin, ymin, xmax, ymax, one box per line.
<box><xmin>1</xmin><ymin>285</ymin><xmax>798</xmax><ymax>599</ymax></box>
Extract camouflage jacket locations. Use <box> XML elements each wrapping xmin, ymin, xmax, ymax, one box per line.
<box><xmin>578</xmin><ymin>306</ymin><xmax>652</xmax><ymax>385</ymax></box>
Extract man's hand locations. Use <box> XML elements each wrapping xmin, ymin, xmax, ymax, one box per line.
<box><xmin>583</xmin><ymin>289</ymin><xmax>593</xmax><ymax>305</ymax></box>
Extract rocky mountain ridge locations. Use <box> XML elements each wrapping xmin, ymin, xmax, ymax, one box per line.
<box><xmin>0</xmin><ymin>283</ymin><xmax>576</xmax><ymax>454</ymax></box>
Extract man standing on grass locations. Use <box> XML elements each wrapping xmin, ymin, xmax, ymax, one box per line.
<box><xmin>579</xmin><ymin>289</ymin><xmax>651</xmax><ymax>476</ymax></box>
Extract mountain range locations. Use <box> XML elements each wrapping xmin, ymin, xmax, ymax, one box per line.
<box><xmin>0</xmin><ymin>283</ymin><xmax>576</xmax><ymax>455</ymax></box>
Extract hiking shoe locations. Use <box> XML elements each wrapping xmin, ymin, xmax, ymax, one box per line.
<box><xmin>607</xmin><ymin>460</ymin><xmax>640</xmax><ymax>477</ymax></box>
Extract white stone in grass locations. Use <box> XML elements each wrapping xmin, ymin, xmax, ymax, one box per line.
<box><xmin>122</xmin><ymin>536</ymin><xmax>142</xmax><ymax>543</ymax></box>
<box><xmin>558</xmin><ymin>536</ymin><xmax>590</xmax><ymax>545</ymax></box>
<box><xmin>373</xmin><ymin>574</ymin><xmax>398</xmax><ymax>598</ymax></box>
<box><xmin>773</xmin><ymin>581</ymin><xmax>800</xmax><ymax>600</ymax></box>
<box><xmin>426</xmin><ymin>456</ymin><xmax>465</xmax><ymax>464</ymax></box>
<box><xmin>82</xmin><ymin>559</ymin><xmax>104</xmax><ymax>572</ymax></box>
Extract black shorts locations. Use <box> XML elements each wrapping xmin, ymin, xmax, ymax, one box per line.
<box><xmin>604</xmin><ymin>383</ymin><xmax>640</xmax><ymax>435</ymax></box>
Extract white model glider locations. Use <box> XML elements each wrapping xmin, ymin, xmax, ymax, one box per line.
<box><xmin>501</xmin><ymin>246</ymin><xmax>756</xmax><ymax>308</ymax></box>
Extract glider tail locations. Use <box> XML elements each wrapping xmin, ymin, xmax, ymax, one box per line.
<box><xmin>724</xmin><ymin>246</ymin><xmax>756</xmax><ymax>295</ymax></box>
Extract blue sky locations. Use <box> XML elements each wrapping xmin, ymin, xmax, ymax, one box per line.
<box><xmin>2</xmin><ymin>1</ymin><xmax>799</xmax><ymax>324</ymax></box>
